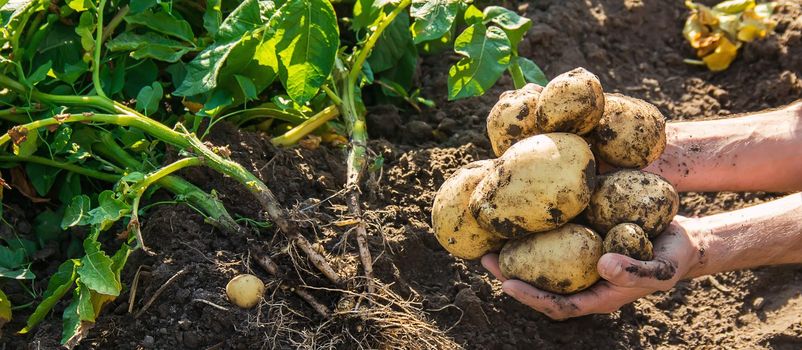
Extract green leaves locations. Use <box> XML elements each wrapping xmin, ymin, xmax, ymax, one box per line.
<box><xmin>410</xmin><ymin>0</ymin><xmax>460</xmax><ymax>44</ymax></box>
<box><xmin>62</xmin><ymin>195</ymin><xmax>91</xmax><ymax>229</ymax></box>
<box><xmin>273</xmin><ymin>0</ymin><xmax>339</xmax><ymax>104</ymax></box>
<box><xmin>20</xmin><ymin>259</ymin><xmax>77</xmax><ymax>334</ymax></box>
<box><xmin>77</xmin><ymin>237</ymin><xmax>120</xmax><ymax>297</ymax></box>
<box><xmin>519</xmin><ymin>57</ymin><xmax>548</xmax><ymax>86</ymax></box>
<box><xmin>483</xmin><ymin>6</ymin><xmax>531</xmax><ymax>52</ymax></box>
<box><xmin>124</xmin><ymin>9</ymin><xmax>194</xmax><ymax>43</ymax></box>
<box><xmin>447</xmin><ymin>23</ymin><xmax>511</xmax><ymax>100</ymax></box>
<box><xmin>135</xmin><ymin>82</ymin><xmax>163</xmax><ymax>116</ymax></box>
<box><xmin>107</xmin><ymin>32</ymin><xmax>195</xmax><ymax>63</ymax></box>
<box><xmin>0</xmin><ymin>244</ymin><xmax>34</xmax><ymax>279</ymax></box>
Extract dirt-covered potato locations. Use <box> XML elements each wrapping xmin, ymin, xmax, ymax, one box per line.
<box><xmin>603</xmin><ymin>223</ymin><xmax>654</xmax><ymax>261</ymax></box>
<box><xmin>499</xmin><ymin>224</ymin><xmax>603</xmax><ymax>294</ymax></box>
<box><xmin>487</xmin><ymin>84</ymin><xmax>541</xmax><ymax>156</ymax></box>
<box><xmin>469</xmin><ymin>133</ymin><xmax>595</xmax><ymax>238</ymax></box>
<box><xmin>585</xmin><ymin>170</ymin><xmax>679</xmax><ymax>238</ymax></box>
<box><xmin>432</xmin><ymin>160</ymin><xmax>505</xmax><ymax>259</ymax></box>
<box><xmin>535</xmin><ymin>68</ymin><xmax>605</xmax><ymax>135</ymax></box>
<box><xmin>591</xmin><ymin>93</ymin><xmax>667</xmax><ymax>168</ymax></box>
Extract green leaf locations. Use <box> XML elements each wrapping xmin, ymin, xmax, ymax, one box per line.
<box><xmin>0</xmin><ymin>288</ymin><xmax>10</xmax><ymax>331</ymax></box>
<box><xmin>87</xmin><ymin>191</ymin><xmax>130</xmax><ymax>231</ymax></box>
<box><xmin>26</xmin><ymin>162</ymin><xmax>61</xmax><ymax>196</ymax></box>
<box><xmin>165</xmin><ymin>62</ymin><xmax>186</xmax><ymax>88</ymax></box>
<box><xmin>203</xmin><ymin>0</ymin><xmax>222</xmax><ymax>36</ymax></box>
<box><xmin>0</xmin><ymin>245</ymin><xmax>24</xmax><ymax>269</ymax></box>
<box><xmin>66</xmin><ymin>0</ymin><xmax>91</xmax><ymax>12</ymax></box>
<box><xmin>60</xmin><ymin>287</ymin><xmax>81</xmax><ymax>344</ymax></box>
<box><xmin>61</xmin><ymin>195</ymin><xmax>91</xmax><ymax>229</ymax></box>
<box><xmin>463</xmin><ymin>4</ymin><xmax>483</xmax><ymax>24</ymax></box>
<box><xmin>447</xmin><ymin>23</ymin><xmax>511</xmax><ymax>100</ymax></box>
<box><xmin>124</xmin><ymin>9</ymin><xmax>195</xmax><ymax>43</ymax></box>
<box><xmin>378</xmin><ymin>36</ymin><xmax>417</xmax><ymax>92</ymax></box>
<box><xmin>483</xmin><ymin>6</ymin><xmax>531</xmax><ymax>52</ymax></box>
<box><xmin>215</xmin><ymin>0</ymin><xmax>263</xmax><ymax>41</ymax></box>
<box><xmin>75</xmin><ymin>11</ymin><xmax>95</xmax><ymax>52</ymax></box>
<box><xmin>123</xmin><ymin>59</ymin><xmax>158</xmax><ymax>98</ymax></box>
<box><xmin>27</xmin><ymin>60</ymin><xmax>52</xmax><ymax>85</ymax></box>
<box><xmin>33</xmin><ymin>208</ymin><xmax>63</xmax><ymax>245</ymax></box>
<box><xmin>273</xmin><ymin>0</ymin><xmax>339</xmax><ymax>104</ymax></box>
<box><xmin>19</xmin><ymin>259</ymin><xmax>77</xmax><ymax>334</ymax></box>
<box><xmin>0</xmin><ymin>266</ymin><xmax>35</xmax><ymax>279</ymax></box>
<box><xmin>107</xmin><ymin>32</ymin><xmax>194</xmax><ymax>63</ymax></box>
<box><xmin>77</xmin><ymin>237</ymin><xmax>120</xmax><ymax>296</ymax></box>
<box><xmin>352</xmin><ymin>0</ymin><xmax>391</xmax><ymax>31</ymax></box>
<box><xmin>367</xmin><ymin>11</ymin><xmax>411</xmax><ymax>73</ymax></box>
<box><xmin>135</xmin><ymin>82</ymin><xmax>163</xmax><ymax>116</ymax></box>
<box><xmin>129</xmin><ymin>0</ymin><xmax>157</xmax><ymax>14</ymax></box>
<box><xmin>518</xmin><ymin>57</ymin><xmax>548</xmax><ymax>86</ymax></box>
<box><xmin>234</xmin><ymin>75</ymin><xmax>257</xmax><ymax>101</ymax></box>
<box><xmin>58</xmin><ymin>173</ymin><xmax>82</xmax><ymax>204</ymax></box>
<box><xmin>3</xmin><ymin>237</ymin><xmax>36</xmax><ymax>258</ymax></box>
<box><xmin>13</xmin><ymin>128</ymin><xmax>38</xmax><ymax>156</ymax></box>
<box><xmin>76</xmin><ymin>280</ymin><xmax>94</xmax><ymax>321</ymax></box>
<box><xmin>52</xmin><ymin>125</ymin><xmax>72</xmax><ymax>154</ymax></box>
<box><xmin>174</xmin><ymin>40</ymin><xmax>239</xmax><ymax>96</ymax></box>
<box><xmin>32</xmin><ymin>23</ymin><xmax>88</xmax><ymax>84</ymax></box>
<box><xmin>410</xmin><ymin>0</ymin><xmax>460</xmax><ymax>44</ymax></box>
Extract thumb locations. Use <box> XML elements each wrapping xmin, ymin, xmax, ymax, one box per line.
<box><xmin>597</xmin><ymin>253</ymin><xmax>679</xmax><ymax>291</ymax></box>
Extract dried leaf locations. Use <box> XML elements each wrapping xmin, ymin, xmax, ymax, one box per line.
<box><xmin>9</xmin><ymin>167</ymin><xmax>50</xmax><ymax>203</ymax></box>
<box><xmin>703</xmin><ymin>36</ymin><xmax>739</xmax><ymax>71</ymax></box>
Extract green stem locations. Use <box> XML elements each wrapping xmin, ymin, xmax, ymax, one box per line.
<box><xmin>93</xmin><ymin>0</ymin><xmax>108</xmax><ymax>98</ymax></box>
<box><xmin>346</xmin><ymin>0</ymin><xmax>411</xmax><ymax>90</ymax></box>
<box><xmin>101</xmin><ymin>5</ymin><xmax>129</xmax><ymax>43</ymax></box>
<box><xmin>134</xmin><ymin>157</ymin><xmax>202</xmax><ymax>192</ymax></box>
<box><xmin>0</xmin><ymin>155</ymin><xmax>119</xmax><ymax>182</ymax></box>
<box><xmin>0</xmin><ymin>107</ymin><xmax>42</xmax><ymax>124</ymax></box>
<box><xmin>271</xmin><ymin>105</ymin><xmax>340</xmax><ymax>146</ymax></box>
<box><xmin>93</xmin><ymin>133</ymin><xmax>243</xmax><ymax>235</ymax></box>
<box><xmin>508</xmin><ymin>56</ymin><xmax>526</xmax><ymax>89</ymax></box>
<box><xmin>321</xmin><ymin>85</ymin><xmax>342</xmax><ymax>106</ymax></box>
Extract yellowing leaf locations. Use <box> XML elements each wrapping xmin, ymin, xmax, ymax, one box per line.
<box><xmin>683</xmin><ymin>14</ymin><xmax>706</xmax><ymax>47</ymax></box>
<box><xmin>712</xmin><ymin>0</ymin><xmax>754</xmax><ymax>14</ymax></box>
<box><xmin>703</xmin><ymin>36</ymin><xmax>739</xmax><ymax>71</ymax></box>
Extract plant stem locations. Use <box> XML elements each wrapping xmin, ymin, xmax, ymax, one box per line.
<box><xmin>0</xmin><ymin>107</ymin><xmax>39</xmax><ymax>124</ymax></box>
<box><xmin>101</xmin><ymin>5</ymin><xmax>129</xmax><ymax>43</ymax></box>
<box><xmin>93</xmin><ymin>0</ymin><xmax>108</xmax><ymax>98</ymax></box>
<box><xmin>0</xmin><ymin>155</ymin><xmax>119</xmax><ymax>182</ymax></box>
<box><xmin>321</xmin><ymin>85</ymin><xmax>342</xmax><ymax>106</ymax></box>
<box><xmin>134</xmin><ymin>157</ymin><xmax>202</xmax><ymax>193</ymax></box>
<box><xmin>509</xmin><ymin>56</ymin><xmax>526</xmax><ymax>89</ymax></box>
<box><xmin>94</xmin><ymin>133</ymin><xmax>243</xmax><ymax>235</ymax></box>
<box><xmin>271</xmin><ymin>105</ymin><xmax>340</xmax><ymax>146</ymax></box>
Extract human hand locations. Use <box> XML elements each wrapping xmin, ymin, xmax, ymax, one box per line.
<box><xmin>481</xmin><ymin>216</ymin><xmax>704</xmax><ymax>320</ymax></box>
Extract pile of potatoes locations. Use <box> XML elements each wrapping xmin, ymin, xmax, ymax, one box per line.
<box><xmin>432</xmin><ymin>68</ymin><xmax>679</xmax><ymax>294</ymax></box>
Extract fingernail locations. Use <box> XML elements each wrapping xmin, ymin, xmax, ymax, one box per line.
<box><xmin>601</xmin><ymin>257</ymin><xmax>621</xmax><ymax>279</ymax></box>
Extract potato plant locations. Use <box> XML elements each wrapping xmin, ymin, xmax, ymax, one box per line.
<box><xmin>432</xmin><ymin>67</ymin><xmax>679</xmax><ymax>294</ymax></box>
<box><xmin>0</xmin><ymin>0</ymin><xmax>545</xmax><ymax>345</ymax></box>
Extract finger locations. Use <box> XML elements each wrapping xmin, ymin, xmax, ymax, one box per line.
<box><xmin>597</xmin><ymin>253</ymin><xmax>678</xmax><ymax>290</ymax></box>
<box><xmin>502</xmin><ymin>280</ymin><xmax>579</xmax><ymax>320</ymax></box>
<box><xmin>481</xmin><ymin>254</ymin><xmax>506</xmax><ymax>282</ymax></box>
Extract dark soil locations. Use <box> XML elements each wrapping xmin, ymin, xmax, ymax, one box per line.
<box><xmin>4</xmin><ymin>0</ymin><xmax>802</xmax><ymax>349</ymax></box>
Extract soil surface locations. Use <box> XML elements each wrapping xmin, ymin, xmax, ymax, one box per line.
<box><xmin>4</xmin><ymin>0</ymin><xmax>802</xmax><ymax>349</ymax></box>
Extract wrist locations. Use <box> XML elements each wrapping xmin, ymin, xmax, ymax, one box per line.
<box><xmin>679</xmin><ymin>218</ymin><xmax>714</xmax><ymax>279</ymax></box>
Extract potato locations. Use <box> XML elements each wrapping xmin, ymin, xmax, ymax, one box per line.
<box><xmin>585</xmin><ymin>170</ymin><xmax>679</xmax><ymax>238</ymax></box>
<box><xmin>590</xmin><ymin>93</ymin><xmax>667</xmax><ymax>168</ymax></box>
<box><xmin>432</xmin><ymin>160</ymin><xmax>505</xmax><ymax>259</ymax></box>
<box><xmin>603</xmin><ymin>223</ymin><xmax>654</xmax><ymax>261</ymax></box>
<box><xmin>226</xmin><ymin>274</ymin><xmax>265</xmax><ymax>309</ymax></box>
<box><xmin>487</xmin><ymin>84</ymin><xmax>541</xmax><ymax>156</ymax></box>
<box><xmin>499</xmin><ymin>224</ymin><xmax>603</xmax><ymax>294</ymax></box>
<box><xmin>535</xmin><ymin>68</ymin><xmax>605</xmax><ymax>135</ymax></box>
<box><xmin>469</xmin><ymin>133</ymin><xmax>595</xmax><ymax>238</ymax></box>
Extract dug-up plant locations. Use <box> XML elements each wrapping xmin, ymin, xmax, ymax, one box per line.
<box><xmin>0</xmin><ymin>0</ymin><xmax>544</xmax><ymax>346</ymax></box>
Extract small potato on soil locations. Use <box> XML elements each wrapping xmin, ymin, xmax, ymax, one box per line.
<box><xmin>469</xmin><ymin>133</ymin><xmax>596</xmax><ymax>238</ymax></box>
<box><xmin>591</xmin><ymin>93</ymin><xmax>667</xmax><ymax>168</ymax></box>
<box><xmin>226</xmin><ymin>274</ymin><xmax>265</xmax><ymax>309</ymax></box>
<box><xmin>604</xmin><ymin>223</ymin><xmax>654</xmax><ymax>261</ymax></box>
<box><xmin>487</xmin><ymin>84</ymin><xmax>541</xmax><ymax>156</ymax></box>
<box><xmin>432</xmin><ymin>160</ymin><xmax>505</xmax><ymax>259</ymax></box>
<box><xmin>499</xmin><ymin>224</ymin><xmax>603</xmax><ymax>294</ymax></box>
<box><xmin>535</xmin><ymin>67</ymin><xmax>605</xmax><ymax>135</ymax></box>
<box><xmin>585</xmin><ymin>170</ymin><xmax>679</xmax><ymax>238</ymax></box>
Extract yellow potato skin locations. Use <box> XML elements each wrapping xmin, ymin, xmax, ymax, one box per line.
<box><xmin>585</xmin><ymin>170</ymin><xmax>679</xmax><ymax>238</ymax></box>
<box><xmin>591</xmin><ymin>93</ymin><xmax>667</xmax><ymax>168</ymax></box>
<box><xmin>432</xmin><ymin>160</ymin><xmax>505</xmax><ymax>260</ymax></box>
<box><xmin>226</xmin><ymin>274</ymin><xmax>265</xmax><ymax>309</ymax></box>
<box><xmin>535</xmin><ymin>68</ymin><xmax>605</xmax><ymax>135</ymax></box>
<box><xmin>469</xmin><ymin>133</ymin><xmax>596</xmax><ymax>238</ymax></box>
<box><xmin>603</xmin><ymin>223</ymin><xmax>654</xmax><ymax>261</ymax></box>
<box><xmin>487</xmin><ymin>84</ymin><xmax>541</xmax><ymax>157</ymax></box>
<box><xmin>499</xmin><ymin>224</ymin><xmax>603</xmax><ymax>294</ymax></box>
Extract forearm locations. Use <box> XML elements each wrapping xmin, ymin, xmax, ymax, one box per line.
<box><xmin>644</xmin><ymin>102</ymin><xmax>802</xmax><ymax>192</ymax></box>
<box><xmin>685</xmin><ymin>193</ymin><xmax>802</xmax><ymax>278</ymax></box>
